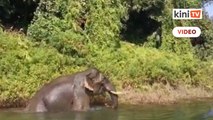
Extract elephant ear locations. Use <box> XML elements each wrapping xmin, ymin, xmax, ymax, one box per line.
<box><xmin>84</xmin><ymin>78</ymin><xmax>94</xmax><ymax>91</ymax></box>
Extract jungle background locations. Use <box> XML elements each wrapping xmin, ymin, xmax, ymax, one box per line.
<box><xmin>0</xmin><ymin>0</ymin><xmax>213</xmax><ymax>107</ymax></box>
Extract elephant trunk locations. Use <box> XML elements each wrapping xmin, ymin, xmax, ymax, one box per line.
<box><xmin>107</xmin><ymin>88</ymin><xmax>118</xmax><ymax>109</ymax></box>
<box><xmin>104</xmin><ymin>79</ymin><xmax>118</xmax><ymax>109</ymax></box>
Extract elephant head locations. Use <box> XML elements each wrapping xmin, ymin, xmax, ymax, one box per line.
<box><xmin>83</xmin><ymin>68</ymin><xmax>120</xmax><ymax>109</ymax></box>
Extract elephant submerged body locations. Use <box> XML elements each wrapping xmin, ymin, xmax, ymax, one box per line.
<box><xmin>26</xmin><ymin>75</ymin><xmax>80</xmax><ymax>112</ymax></box>
<box><xmin>25</xmin><ymin>68</ymin><xmax>119</xmax><ymax>112</ymax></box>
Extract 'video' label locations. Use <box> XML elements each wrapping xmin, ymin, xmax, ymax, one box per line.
<box><xmin>172</xmin><ymin>27</ymin><xmax>201</xmax><ymax>38</ymax></box>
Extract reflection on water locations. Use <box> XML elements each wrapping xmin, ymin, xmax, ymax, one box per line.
<box><xmin>0</xmin><ymin>100</ymin><xmax>212</xmax><ymax>120</ymax></box>
<box><xmin>0</xmin><ymin>107</ymin><xmax>119</xmax><ymax>120</ymax></box>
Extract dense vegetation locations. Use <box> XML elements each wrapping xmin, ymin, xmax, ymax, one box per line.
<box><xmin>0</xmin><ymin>0</ymin><xmax>213</xmax><ymax>107</ymax></box>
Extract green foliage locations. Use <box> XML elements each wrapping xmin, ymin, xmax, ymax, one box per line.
<box><xmin>0</xmin><ymin>31</ymin><xmax>86</xmax><ymax>106</ymax></box>
<box><xmin>87</xmin><ymin>42</ymin><xmax>212</xmax><ymax>90</ymax></box>
<box><xmin>27</xmin><ymin>0</ymin><xmax>128</xmax><ymax>54</ymax></box>
<box><xmin>195</xmin><ymin>20</ymin><xmax>213</xmax><ymax>60</ymax></box>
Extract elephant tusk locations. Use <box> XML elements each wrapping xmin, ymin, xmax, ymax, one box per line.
<box><xmin>110</xmin><ymin>91</ymin><xmax>124</xmax><ymax>95</ymax></box>
<box><xmin>84</xmin><ymin>80</ymin><xmax>94</xmax><ymax>91</ymax></box>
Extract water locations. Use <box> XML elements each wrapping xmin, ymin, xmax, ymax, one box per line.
<box><xmin>0</xmin><ymin>99</ymin><xmax>212</xmax><ymax>120</ymax></box>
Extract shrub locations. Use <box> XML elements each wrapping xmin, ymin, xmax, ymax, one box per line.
<box><xmin>0</xmin><ymin>31</ymin><xmax>85</xmax><ymax>106</ymax></box>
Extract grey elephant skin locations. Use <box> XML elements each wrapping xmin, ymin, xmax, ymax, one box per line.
<box><xmin>25</xmin><ymin>68</ymin><xmax>119</xmax><ymax>112</ymax></box>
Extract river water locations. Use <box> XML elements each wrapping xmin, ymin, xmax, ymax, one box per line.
<box><xmin>0</xmin><ymin>99</ymin><xmax>212</xmax><ymax>120</ymax></box>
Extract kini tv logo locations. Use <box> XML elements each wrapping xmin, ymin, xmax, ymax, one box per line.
<box><xmin>173</xmin><ymin>9</ymin><xmax>202</xmax><ymax>19</ymax></box>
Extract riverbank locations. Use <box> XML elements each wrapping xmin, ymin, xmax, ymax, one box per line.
<box><xmin>0</xmin><ymin>83</ymin><xmax>212</xmax><ymax>108</ymax></box>
<box><xmin>119</xmin><ymin>84</ymin><xmax>213</xmax><ymax>105</ymax></box>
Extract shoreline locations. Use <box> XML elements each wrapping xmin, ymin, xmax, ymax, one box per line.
<box><xmin>0</xmin><ymin>84</ymin><xmax>212</xmax><ymax>109</ymax></box>
<box><xmin>119</xmin><ymin>83</ymin><xmax>213</xmax><ymax>105</ymax></box>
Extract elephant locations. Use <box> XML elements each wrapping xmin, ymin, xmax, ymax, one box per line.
<box><xmin>25</xmin><ymin>68</ymin><xmax>120</xmax><ymax>112</ymax></box>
